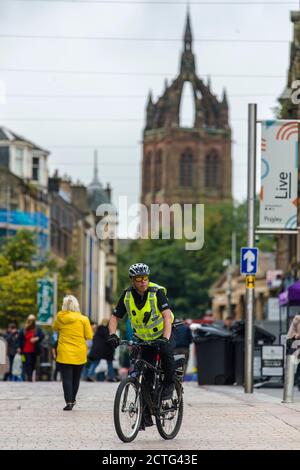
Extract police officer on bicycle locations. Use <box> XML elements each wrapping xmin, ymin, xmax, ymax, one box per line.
<box><xmin>108</xmin><ymin>263</ymin><xmax>176</xmax><ymax>427</ymax></box>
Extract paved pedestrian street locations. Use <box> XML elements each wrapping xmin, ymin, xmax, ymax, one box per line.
<box><xmin>1</xmin><ymin>381</ymin><xmax>300</xmax><ymax>450</ymax></box>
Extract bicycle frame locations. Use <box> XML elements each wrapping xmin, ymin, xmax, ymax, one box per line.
<box><xmin>120</xmin><ymin>339</ymin><xmax>182</xmax><ymax>417</ymax></box>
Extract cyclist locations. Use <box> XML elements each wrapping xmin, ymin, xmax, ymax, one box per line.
<box><xmin>107</xmin><ymin>263</ymin><xmax>176</xmax><ymax>428</ymax></box>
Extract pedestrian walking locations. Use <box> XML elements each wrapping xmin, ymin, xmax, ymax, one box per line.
<box><xmin>174</xmin><ymin>319</ymin><xmax>193</xmax><ymax>375</ymax></box>
<box><xmin>17</xmin><ymin>315</ymin><xmax>44</xmax><ymax>382</ymax></box>
<box><xmin>86</xmin><ymin>319</ymin><xmax>116</xmax><ymax>382</ymax></box>
<box><xmin>52</xmin><ymin>295</ymin><xmax>93</xmax><ymax>410</ymax></box>
<box><xmin>82</xmin><ymin>321</ymin><xmax>97</xmax><ymax>380</ymax></box>
<box><xmin>3</xmin><ymin>323</ymin><xmax>19</xmax><ymax>381</ymax></box>
<box><xmin>287</xmin><ymin>314</ymin><xmax>300</xmax><ymax>390</ymax></box>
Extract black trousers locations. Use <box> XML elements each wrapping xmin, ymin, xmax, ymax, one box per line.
<box><xmin>53</xmin><ymin>362</ymin><xmax>61</xmax><ymax>381</ymax></box>
<box><xmin>23</xmin><ymin>353</ymin><xmax>37</xmax><ymax>381</ymax></box>
<box><xmin>141</xmin><ymin>331</ymin><xmax>176</xmax><ymax>385</ymax></box>
<box><xmin>59</xmin><ymin>363</ymin><xmax>83</xmax><ymax>403</ymax></box>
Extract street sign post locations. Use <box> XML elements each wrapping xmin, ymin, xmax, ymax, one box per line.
<box><xmin>240</xmin><ymin>247</ymin><xmax>259</xmax><ymax>275</ymax></box>
<box><xmin>245</xmin><ymin>103</ymin><xmax>257</xmax><ymax>394</ymax></box>
<box><xmin>246</xmin><ymin>275</ymin><xmax>256</xmax><ymax>289</ymax></box>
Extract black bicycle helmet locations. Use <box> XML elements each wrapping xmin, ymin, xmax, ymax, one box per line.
<box><xmin>128</xmin><ymin>263</ymin><xmax>150</xmax><ymax>278</ymax></box>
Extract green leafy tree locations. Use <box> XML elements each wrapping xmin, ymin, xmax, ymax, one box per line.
<box><xmin>2</xmin><ymin>230</ymin><xmax>37</xmax><ymax>269</ymax></box>
<box><xmin>0</xmin><ymin>231</ymin><xmax>81</xmax><ymax>327</ymax></box>
<box><xmin>0</xmin><ymin>267</ymin><xmax>48</xmax><ymax>326</ymax></box>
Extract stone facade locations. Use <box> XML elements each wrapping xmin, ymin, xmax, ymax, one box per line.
<box><xmin>48</xmin><ymin>162</ymin><xmax>118</xmax><ymax>324</ymax></box>
<box><xmin>210</xmin><ymin>253</ymin><xmax>277</xmax><ymax>321</ymax></box>
<box><xmin>0</xmin><ymin>167</ymin><xmax>49</xmax><ymax>257</ymax></box>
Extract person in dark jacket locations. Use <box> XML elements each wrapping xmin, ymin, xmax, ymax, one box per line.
<box><xmin>3</xmin><ymin>323</ymin><xmax>19</xmax><ymax>381</ymax></box>
<box><xmin>174</xmin><ymin>319</ymin><xmax>193</xmax><ymax>375</ymax></box>
<box><xmin>86</xmin><ymin>320</ymin><xmax>116</xmax><ymax>382</ymax></box>
<box><xmin>17</xmin><ymin>315</ymin><xmax>44</xmax><ymax>381</ymax></box>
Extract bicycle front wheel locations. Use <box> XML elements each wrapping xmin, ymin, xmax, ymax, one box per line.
<box><xmin>113</xmin><ymin>377</ymin><xmax>142</xmax><ymax>443</ymax></box>
<box><xmin>155</xmin><ymin>381</ymin><xmax>183</xmax><ymax>440</ymax></box>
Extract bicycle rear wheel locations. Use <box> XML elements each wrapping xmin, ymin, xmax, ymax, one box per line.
<box><xmin>155</xmin><ymin>381</ymin><xmax>183</xmax><ymax>440</ymax></box>
<box><xmin>114</xmin><ymin>377</ymin><xmax>142</xmax><ymax>442</ymax></box>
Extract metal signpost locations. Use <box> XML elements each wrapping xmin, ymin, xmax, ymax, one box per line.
<box><xmin>244</xmin><ymin>103</ymin><xmax>257</xmax><ymax>393</ymax></box>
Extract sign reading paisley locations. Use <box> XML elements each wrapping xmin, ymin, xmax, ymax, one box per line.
<box><xmin>259</xmin><ymin>121</ymin><xmax>299</xmax><ymax>230</ymax></box>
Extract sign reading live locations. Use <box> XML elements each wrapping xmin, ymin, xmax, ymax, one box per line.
<box><xmin>259</xmin><ymin>120</ymin><xmax>299</xmax><ymax>230</ymax></box>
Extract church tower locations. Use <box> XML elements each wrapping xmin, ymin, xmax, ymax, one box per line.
<box><xmin>141</xmin><ymin>12</ymin><xmax>232</xmax><ymax>221</ymax></box>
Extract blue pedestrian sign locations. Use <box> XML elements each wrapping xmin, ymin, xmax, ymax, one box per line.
<box><xmin>240</xmin><ymin>247</ymin><xmax>258</xmax><ymax>275</ymax></box>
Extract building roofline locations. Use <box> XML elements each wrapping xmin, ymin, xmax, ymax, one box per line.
<box><xmin>0</xmin><ymin>126</ymin><xmax>50</xmax><ymax>154</ymax></box>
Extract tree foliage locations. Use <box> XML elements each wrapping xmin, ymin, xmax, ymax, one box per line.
<box><xmin>0</xmin><ymin>231</ymin><xmax>81</xmax><ymax>327</ymax></box>
<box><xmin>2</xmin><ymin>230</ymin><xmax>37</xmax><ymax>269</ymax></box>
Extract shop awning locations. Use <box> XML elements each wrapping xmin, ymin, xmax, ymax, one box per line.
<box><xmin>279</xmin><ymin>280</ymin><xmax>300</xmax><ymax>306</ymax></box>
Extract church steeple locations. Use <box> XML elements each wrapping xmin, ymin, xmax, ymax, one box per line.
<box><xmin>180</xmin><ymin>9</ymin><xmax>195</xmax><ymax>75</ymax></box>
<box><xmin>92</xmin><ymin>149</ymin><xmax>99</xmax><ymax>185</ymax></box>
<box><xmin>87</xmin><ymin>149</ymin><xmax>110</xmax><ymax>209</ymax></box>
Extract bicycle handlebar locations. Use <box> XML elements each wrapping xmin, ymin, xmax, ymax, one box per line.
<box><xmin>119</xmin><ymin>338</ymin><xmax>167</xmax><ymax>347</ymax></box>
<box><xmin>119</xmin><ymin>321</ymin><xmax>185</xmax><ymax>348</ymax></box>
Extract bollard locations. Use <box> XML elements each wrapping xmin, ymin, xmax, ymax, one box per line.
<box><xmin>283</xmin><ymin>354</ymin><xmax>296</xmax><ymax>403</ymax></box>
<box><xmin>282</xmin><ymin>339</ymin><xmax>300</xmax><ymax>403</ymax></box>
<box><xmin>0</xmin><ymin>338</ymin><xmax>7</xmax><ymax>377</ymax></box>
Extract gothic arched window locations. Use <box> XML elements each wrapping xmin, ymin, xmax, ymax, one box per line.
<box><xmin>205</xmin><ymin>150</ymin><xmax>220</xmax><ymax>189</ymax></box>
<box><xmin>179</xmin><ymin>149</ymin><xmax>193</xmax><ymax>187</ymax></box>
<box><xmin>154</xmin><ymin>150</ymin><xmax>162</xmax><ymax>192</ymax></box>
<box><xmin>143</xmin><ymin>151</ymin><xmax>152</xmax><ymax>194</ymax></box>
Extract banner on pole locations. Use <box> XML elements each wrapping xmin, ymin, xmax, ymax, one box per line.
<box><xmin>37</xmin><ymin>279</ymin><xmax>55</xmax><ymax>325</ymax></box>
<box><xmin>259</xmin><ymin>120</ymin><xmax>299</xmax><ymax>230</ymax></box>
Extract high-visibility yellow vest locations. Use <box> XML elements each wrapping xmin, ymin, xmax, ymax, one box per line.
<box><xmin>124</xmin><ymin>282</ymin><xmax>174</xmax><ymax>341</ymax></box>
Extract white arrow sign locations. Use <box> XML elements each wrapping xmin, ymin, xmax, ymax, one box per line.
<box><xmin>243</xmin><ymin>250</ymin><xmax>256</xmax><ymax>273</ymax></box>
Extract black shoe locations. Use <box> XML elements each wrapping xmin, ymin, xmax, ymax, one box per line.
<box><xmin>161</xmin><ymin>383</ymin><xmax>174</xmax><ymax>400</ymax></box>
<box><xmin>139</xmin><ymin>421</ymin><xmax>146</xmax><ymax>431</ymax></box>
<box><xmin>71</xmin><ymin>400</ymin><xmax>76</xmax><ymax>409</ymax></box>
<box><xmin>143</xmin><ymin>412</ymin><xmax>154</xmax><ymax>427</ymax></box>
<box><xmin>63</xmin><ymin>403</ymin><xmax>73</xmax><ymax>411</ymax></box>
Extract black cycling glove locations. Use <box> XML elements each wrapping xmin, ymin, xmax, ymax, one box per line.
<box><xmin>107</xmin><ymin>333</ymin><xmax>120</xmax><ymax>349</ymax></box>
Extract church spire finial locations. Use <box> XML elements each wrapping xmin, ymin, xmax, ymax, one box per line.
<box><xmin>184</xmin><ymin>5</ymin><xmax>192</xmax><ymax>52</ymax></box>
<box><xmin>180</xmin><ymin>7</ymin><xmax>195</xmax><ymax>74</ymax></box>
<box><xmin>93</xmin><ymin>149</ymin><xmax>99</xmax><ymax>183</ymax></box>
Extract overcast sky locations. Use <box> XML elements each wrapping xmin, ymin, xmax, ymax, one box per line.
<box><xmin>0</xmin><ymin>0</ymin><xmax>298</xmax><ymax>233</ymax></box>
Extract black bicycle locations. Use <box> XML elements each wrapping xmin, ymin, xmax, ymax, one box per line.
<box><xmin>113</xmin><ymin>335</ymin><xmax>185</xmax><ymax>442</ymax></box>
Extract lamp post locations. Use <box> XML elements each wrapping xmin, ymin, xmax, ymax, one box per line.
<box><xmin>223</xmin><ymin>259</ymin><xmax>232</xmax><ymax>318</ymax></box>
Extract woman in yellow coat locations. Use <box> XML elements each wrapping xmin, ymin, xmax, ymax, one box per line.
<box><xmin>53</xmin><ymin>295</ymin><xmax>93</xmax><ymax>410</ymax></box>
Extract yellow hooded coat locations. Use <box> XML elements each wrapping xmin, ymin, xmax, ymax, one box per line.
<box><xmin>52</xmin><ymin>311</ymin><xmax>93</xmax><ymax>365</ymax></box>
